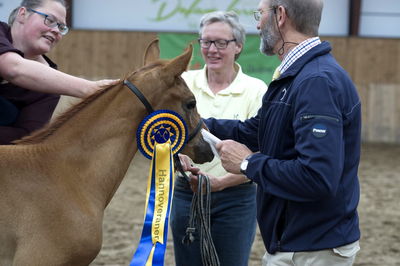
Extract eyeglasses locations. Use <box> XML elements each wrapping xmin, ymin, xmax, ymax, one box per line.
<box><xmin>253</xmin><ymin>7</ymin><xmax>276</xmax><ymax>21</ymax></box>
<box><xmin>198</xmin><ymin>39</ymin><xmax>236</xmax><ymax>49</ymax></box>
<box><xmin>28</xmin><ymin>8</ymin><xmax>69</xmax><ymax>35</ymax></box>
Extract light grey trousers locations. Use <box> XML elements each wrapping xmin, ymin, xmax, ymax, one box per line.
<box><xmin>262</xmin><ymin>241</ymin><xmax>360</xmax><ymax>266</ymax></box>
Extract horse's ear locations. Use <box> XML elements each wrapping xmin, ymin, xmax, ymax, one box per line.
<box><xmin>164</xmin><ymin>43</ymin><xmax>193</xmax><ymax>77</ymax></box>
<box><xmin>143</xmin><ymin>39</ymin><xmax>160</xmax><ymax>66</ymax></box>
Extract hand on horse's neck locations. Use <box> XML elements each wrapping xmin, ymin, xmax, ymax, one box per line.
<box><xmin>207</xmin><ymin>66</ymin><xmax>237</xmax><ymax>95</ymax></box>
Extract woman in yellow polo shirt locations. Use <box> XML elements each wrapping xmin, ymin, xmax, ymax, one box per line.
<box><xmin>170</xmin><ymin>11</ymin><xmax>268</xmax><ymax>266</ymax></box>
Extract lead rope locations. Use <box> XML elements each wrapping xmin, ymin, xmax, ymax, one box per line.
<box><xmin>174</xmin><ymin>156</ymin><xmax>220</xmax><ymax>266</ymax></box>
<box><xmin>182</xmin><ymin>175</ymin><xmax>220</xmax><ymax>266</ymax></box>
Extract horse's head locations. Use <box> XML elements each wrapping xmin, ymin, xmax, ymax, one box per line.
<box><xmin>126</xmin><ymin>39</ymin><xmax>214</xmax><ymax>164</ymax></box>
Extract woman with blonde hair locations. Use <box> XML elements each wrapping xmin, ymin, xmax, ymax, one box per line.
<box><xmin>0</xmin><ymin>0</ymin><xmax>117</xmax><ymax>144</ymax></box>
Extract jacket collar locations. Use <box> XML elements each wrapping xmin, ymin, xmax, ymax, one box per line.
<box><xmin>276</xmin><ymin>41</ymin><xmax>331</xmax><ymax>81</ymax></box>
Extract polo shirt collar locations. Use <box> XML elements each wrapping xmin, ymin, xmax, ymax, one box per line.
<box><xmin>194</xmin><ymin>63</ymin><xmax>245</xmax><ymax>96</ymax></box>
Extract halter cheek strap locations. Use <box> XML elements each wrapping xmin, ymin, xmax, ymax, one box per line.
<box><xmin>123</xmin><ymin>80</ymin><xmax>154</xmax><ymax>114</ymax></box>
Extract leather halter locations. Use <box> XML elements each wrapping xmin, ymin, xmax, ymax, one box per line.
<box><xmin>123</xmin><ymin>79</ymin><xmax>202</xmax><ymax>142</ymax></box>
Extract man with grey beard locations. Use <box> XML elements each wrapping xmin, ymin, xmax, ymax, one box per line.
<box><xmin>183</xmin><ymin>0</ymin><xmax>362</xmax><ymax>265</ymax></box>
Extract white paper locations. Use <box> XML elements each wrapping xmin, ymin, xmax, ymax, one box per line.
<box><xmin>201</xmin><ymin>129</ymin><xmax>221</xmax><ymax>158</ymax></box>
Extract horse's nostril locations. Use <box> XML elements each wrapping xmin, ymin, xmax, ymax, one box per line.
<box><xmin>192</xmin><ymin>140</ymin><xmax>214</xmax><ymax>164</ymax></box>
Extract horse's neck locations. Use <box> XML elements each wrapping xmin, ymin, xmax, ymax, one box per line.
<box><xmin>45</xmin><ymin>85</ymin><xmax>148</xmax><ymax>207</ymax></box>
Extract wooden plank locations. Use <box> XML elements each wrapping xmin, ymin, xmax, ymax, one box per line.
<box><xmin>349</xmin><ymin>38</ymin><xmax>400</xmax><ymax>85</ymax></box>
<box><xmin>356</xmin><ymin>83</ymin><xmax>369</xmax><ymax>141</ymax></box>
<box><xmin>364</xmin><ymin>84</ymin><xmax>399</xmax><ymax>143</ymax></box>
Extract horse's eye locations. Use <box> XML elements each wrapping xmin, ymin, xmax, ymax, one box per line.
<box><xmin>186</xmin><ymin>100</ymin><xmax>196</xmax><ymax>110</ymax></box>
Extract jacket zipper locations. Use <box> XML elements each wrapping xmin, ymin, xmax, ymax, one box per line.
<box><xmin>300</xmin><ymin>114</ymin><xmax>339</xmax><ymax>122</ymax></box>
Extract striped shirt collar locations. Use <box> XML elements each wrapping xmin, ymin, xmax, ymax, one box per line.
<box><xmin>277</xmin><ymin>37</ymin><xmax>321</xmax><ymax>75</ymax></box>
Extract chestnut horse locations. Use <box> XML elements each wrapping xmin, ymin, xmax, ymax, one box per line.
<box><xmin>0</xmin><ymin>40</ymin><xmax>213</xmax><ymax>265</ymax></box>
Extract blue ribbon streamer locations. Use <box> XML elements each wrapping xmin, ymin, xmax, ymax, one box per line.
<box><xmin>130</xmin><ymin>145</ymin><xmax>174</xmax><ymax>266</ymax></box>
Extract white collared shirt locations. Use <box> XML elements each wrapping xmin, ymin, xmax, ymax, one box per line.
<box><xmin>278</xmin><ymin>37</ymin><xmax>321</xmax><ymax>75</ymax></box>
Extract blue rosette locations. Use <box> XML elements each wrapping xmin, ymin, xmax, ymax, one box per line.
<box><xmin>136</xmin><ymin>110</ymin><xmax>188</xmax><ymax>159</ymax></box>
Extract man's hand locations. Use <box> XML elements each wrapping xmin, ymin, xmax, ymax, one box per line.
<box><xmin>178</xmin><ymin>152</ymin><xmax>251</xmax><ymax>193</ymax></box>
<box><xmin>216</xmin><ymin>140</ymin><xmax>252</xmax><ymax>174</ymax></box>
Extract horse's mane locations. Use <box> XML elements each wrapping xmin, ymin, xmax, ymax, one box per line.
<box><xmin>15</xmin><ymin>61</ymin><xmax>165</xmax><ymax>145</ymax></box>
<box><xmin>14</xmin><ymin>85</ymin><xmax>115</xmax><ymax>145</ymax></box>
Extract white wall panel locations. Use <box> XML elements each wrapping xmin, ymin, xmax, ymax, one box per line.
<box><xmin>0</xmin><ymin>0</ymin><xmax>351</xmax><ymax>36</ymax></box>
<box><xmin>0</xmin><ymin>0</ymin><xmax>17</xmax><ymax>23</ymax></box>
<box><xmin>71</xmin><ymin>0</ymin><xmax>350</xmax><ymax>36</ymax></box>
<box><xmin>360</xmin><ymin>0</ymin><xmax>400</xmax><ymax>38</ymax></box>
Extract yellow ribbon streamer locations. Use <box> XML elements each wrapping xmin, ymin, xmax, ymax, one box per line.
<box><xmin>139</xmin><ymin>141</ymin><xmax>174</xmax><ymax>265</ymax></box>
<box><xmin>152</xmin><ymin>142</ymin><xmax>173</xmax><ymax>244</ymax></box>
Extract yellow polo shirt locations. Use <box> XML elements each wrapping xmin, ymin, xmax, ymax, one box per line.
<box><xmin>182</xmin><ymin>63</ymin><xmax>268</xmax><ymax>177</ymax></box>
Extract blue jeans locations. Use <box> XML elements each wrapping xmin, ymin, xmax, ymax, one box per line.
<box><xmin>170</xmin><ymin>175</ymin><xmax>257</xmax><ymax>266</ymax></box>
<box><xmin>0</xmin><ymin>96</ymin><xmax>18</xmax><ymax>126</ymax></box>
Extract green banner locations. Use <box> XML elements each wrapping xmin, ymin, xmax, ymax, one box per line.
<box><xmin>158</xmin><ymin>33</ymin><xmax>280</xmax><ymax>83</ymax></box>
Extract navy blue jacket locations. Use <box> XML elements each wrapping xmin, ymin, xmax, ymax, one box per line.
<box><xmin>205</xmin><ymin>41</ymin><xmax>361</xmax><ymax>253</ymax></box>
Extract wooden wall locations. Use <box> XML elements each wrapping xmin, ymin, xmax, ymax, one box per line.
<box><xmin>48</xmin><ymin>30</ymin><xmax>158</xmax><ymax>79</ymax></box>
<box><xmin>48</xmin><ymin>31</ymin><xmax>400</xmax><ymax>144</ymax></box>
<box><xmin>325</xmin><ymin>37</ymin><xmax>400</xmax><ymax>143</ymax></box>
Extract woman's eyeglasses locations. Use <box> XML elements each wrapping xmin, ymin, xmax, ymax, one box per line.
<box><xmin>28</xmin><ymin>8</ymin><xmax>69</xmax><ymax>35</ymax></box>
<box><xmin>198</xmin><ymin>39</ymin><xmax>236</xmax><ymax>49</ymax></box>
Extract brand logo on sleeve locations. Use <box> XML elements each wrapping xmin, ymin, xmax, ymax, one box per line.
<box><xmin>312</xmin><ymin>124</ymin><xmax>327</xmax><ymax>138</ymax></box>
